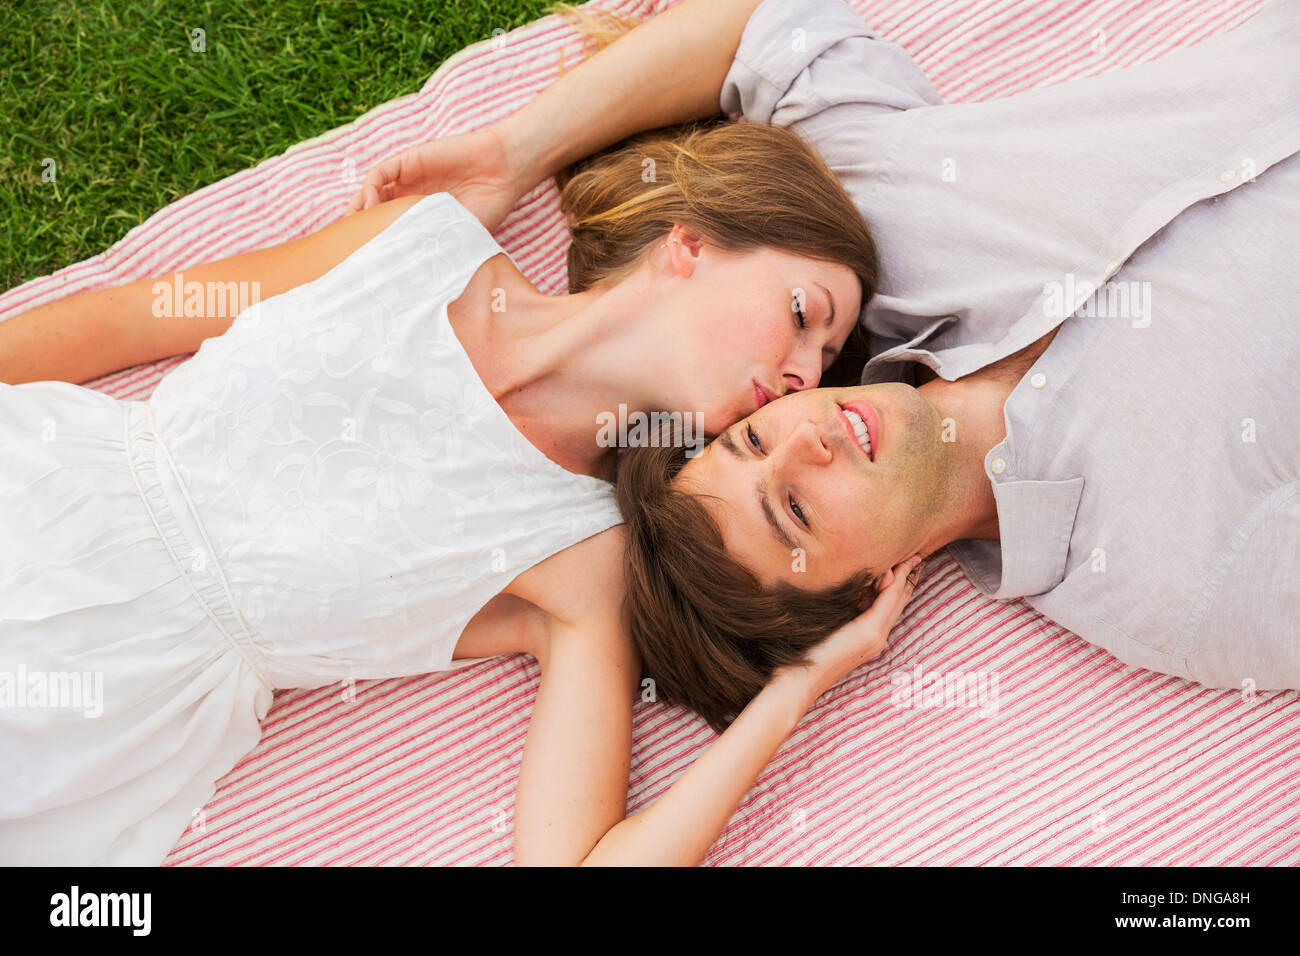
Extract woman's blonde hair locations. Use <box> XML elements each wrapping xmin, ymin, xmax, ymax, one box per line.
<box><xmin>545</xmin><ymin>1</ymin><xmax>644</xmax><ymax>68</ymax></box>
<box><xmin>543</xmin><ymin>4</ymin><xmax>878</xmax><ymax>312</ymax></box>
<box><xmin>556</xmin><ymin>119</ymin><xmax>879</xmax><ymax>310</ymax></box>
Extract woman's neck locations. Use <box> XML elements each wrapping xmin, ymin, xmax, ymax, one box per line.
<box><xmin>446</xmin><ymin>254</ymin><xmax>656</xmax><ymax>482</ymax></box>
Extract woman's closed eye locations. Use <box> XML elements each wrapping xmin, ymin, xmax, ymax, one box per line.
<box><xmin>792</xmin><ymin>294</ymin><xmax>807</xmax><ymax>330</ymax></box>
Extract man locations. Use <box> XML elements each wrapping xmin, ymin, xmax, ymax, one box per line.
<box><xmin>353</xmin><ymin>0</ymin><xmax>1299</xmax><ymax>690</ymax></box>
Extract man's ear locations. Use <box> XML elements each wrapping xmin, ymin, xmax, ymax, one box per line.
<box><xmin>855</xmin><ymin>552</ymin><xmax>928</xmax><ymax>611</ymax></box>
<box><xmin>856</xmin><ymin>575</ymin><xmax>882</xmax><ymax>613</ymax></box>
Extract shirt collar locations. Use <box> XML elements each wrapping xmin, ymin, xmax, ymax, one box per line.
<box><xmin>861</xmin><ymin>336</ymin><xmax>1086</xmax><ymax>598</ymax></box>
<box><xmin>947</xmin><ymin>472</ymin><xmax>1085</xmax><ymax>598</ymax></box>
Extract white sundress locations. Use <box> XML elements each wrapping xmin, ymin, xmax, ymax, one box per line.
<box><xmin>0</xmin><ymin>192</ymin><xmax>623</xmax><ymax>865</ymax></box>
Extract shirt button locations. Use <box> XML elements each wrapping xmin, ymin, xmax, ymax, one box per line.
<box><xmin>1220</xmin><ymin>169</ymin><xmax>1236</xmax><ymax>183</ymax></box>
<box><xmin>990</xmin><ymin>457</ymin><xmax>1006</xmax><ymax>475</ymax></box>
<box><xmin>1105</xmin><ymin>259</ymin><xmax>1119</xmax><ymax>275</ymax></box>
<box><xmin>1030</xmin><ymin>372</ymin><xmax>1047</xmax><ymax>389</ymax></box>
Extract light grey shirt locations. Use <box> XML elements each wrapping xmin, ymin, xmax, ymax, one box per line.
<box><xmin>719</xmin><ymin>0</ymin><xmax>1300</xmax><ymax>689</ymax></box>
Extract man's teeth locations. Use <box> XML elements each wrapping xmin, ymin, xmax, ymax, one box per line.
<box><xmin>843</xmin><ymin>408</ymin><xmax>873</xmax><ymax>455</ymax></box>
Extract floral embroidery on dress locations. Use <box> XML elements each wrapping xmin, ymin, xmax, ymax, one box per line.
<box><xmin>144</xmin><ymin>192</ymin><xmax>622</xmax><ymax>684</ymax></box>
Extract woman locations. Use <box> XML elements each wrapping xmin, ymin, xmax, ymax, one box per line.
<box><xmin>0</xmin><ymin>119</ymin><xmax>921</xmax><ymax>866</ymax></box>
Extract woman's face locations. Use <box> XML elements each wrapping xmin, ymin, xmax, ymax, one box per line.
<box><xmin>647</xmin><ymin>230</ymin><xmax>863</xmax><ymax>435</ymax></box>
<box><xmin>675</xmin><ymin>382</ymin><xmax>955</xmax><ymax>589</ymax></box>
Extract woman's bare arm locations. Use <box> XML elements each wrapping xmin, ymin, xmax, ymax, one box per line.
<box><xmin>512</xmin><ymin>527</ymin><xmax>801</xmax><ymax>867</ymax></box>
<box><xmin>510</xmin><ymin>532</ymin><xmax>922</xmax><ymax>866</ymax></box>
<box><xmin>506</xmin><ymin>528</ymin><xmax>639</xmax><ymax>864</ymax></box>
<box><xmin>0</xmin><ymin>195</ymin><xmax>424</xmax><ymax>386</ymax></box>
<box><xmin>522</xmin><ymin>612</ymin><xmax>815</xmax><ymax>867</ymax></box>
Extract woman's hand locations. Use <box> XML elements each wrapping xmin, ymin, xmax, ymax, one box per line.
<box><xmin>773</xmin><ymin>555</ymin><xmax>925</xmax><ymax>703</ymax></box>
<box><xmin>345</xmin><ymin>126</ymin><xmax>523</xmax><ymax>232</ymax></box>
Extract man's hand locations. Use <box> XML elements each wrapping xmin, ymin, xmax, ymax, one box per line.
<box><xmin>772</xmin><ymin>555</ymin><xmax>925</xmax><ymax>703</ymax></box>
<box><xmin>345</xmin><ymin>126</ymin><xmax>522</xmax><ymax>233</ymax></box>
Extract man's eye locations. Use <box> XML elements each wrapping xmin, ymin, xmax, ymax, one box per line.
<box><xmin>790</xmin><ymin>495</ymin><xmax>809</xmax><ymax>528</ymax></box>
<box><xmin>745</xmin><ymin>425</ymin><xmax>763</xmax><ymax>453</ymax></box>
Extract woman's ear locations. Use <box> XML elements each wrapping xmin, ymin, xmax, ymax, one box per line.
<box><xmin>667</xmin><ymin>224</ymin><xmax>707</xmax><ymax>265</ymax></box>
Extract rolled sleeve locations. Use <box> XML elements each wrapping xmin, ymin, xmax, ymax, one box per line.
<box><xmin>719</xmin><ymin>0</ymin><xmax>942</xmax><ymax>127</ymax></box>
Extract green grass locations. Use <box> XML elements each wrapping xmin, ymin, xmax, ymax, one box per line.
<box><xmin>0</xmin><ymin>0</ymin><xmax>559</xmax><ymax>290</ymax></box>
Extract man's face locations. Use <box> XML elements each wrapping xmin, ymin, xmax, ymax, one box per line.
<box><xmin>678</xmin><ymin>382</ymin><xmax>957</xmax><ymax>590</ymax></box>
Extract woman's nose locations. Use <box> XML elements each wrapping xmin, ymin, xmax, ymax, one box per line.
<box><xmin>781</xmin><ymin>345</ymin><xmax>824</xmax><ymax>393</ymax></box>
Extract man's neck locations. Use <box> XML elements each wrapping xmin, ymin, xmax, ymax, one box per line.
<box><xmin>912</xmin><ymin>327</ymin><xmax>1061</xmax><ymax>544</ymax></box>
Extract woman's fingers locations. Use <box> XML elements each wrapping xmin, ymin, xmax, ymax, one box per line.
<box><xmin>831</xmin><ymin>558</ymin><xmax>922</xmax><ymax>662</ymax></box>
<box><xmin>345</xmin><ymin>151</ymin><xmax>409</xmax><ymax>214</ymax></box>
<box><xmin>858</xmin><ymin>554</ymin><xmax>923</xmax><ymax>612</ymax></box>
<box><xmin>892</xmin><ymin>554</ymin><xmax>924</xmax><ymax>608</ymax></box>
<box><xmin>777</xmin><ymin>556</ymin><xmax>925</xmax><ymax>695</ymax></box>
<box><xmin>848</xmin><ymin>556</ymin><xmax>922</xmax><ymax>665</ymax></box>
<box><xmin>869</xmin><ymin>555</ymin><xmax>922</xmax><ymax>629</ymax></box>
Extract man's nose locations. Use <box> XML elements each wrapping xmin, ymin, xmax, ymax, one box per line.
<box><xmin>773</xmin><ymin>419</ymin><xmax>832</xmax><ymax>469</ymax></box>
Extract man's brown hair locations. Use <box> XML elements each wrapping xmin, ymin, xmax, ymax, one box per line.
<box><xmin>615</xmin><ymin>434</ymin><xmax>879</xmax><ymax>734</ymax></box>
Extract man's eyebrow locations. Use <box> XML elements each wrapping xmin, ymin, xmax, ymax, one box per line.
<box><xmin>756</xmin><ymin>476</ymin><xmax>797</xmax><ymax>551</ymax></box>
<box><xmin>718</xmin><ymin>427</ymin><xmax>743</xmax><ymax>460</ymax></box>
<box><xmin>716</xmin><ymin>427</ymin><xmax>795</xmax><ymax>550</ymax></box>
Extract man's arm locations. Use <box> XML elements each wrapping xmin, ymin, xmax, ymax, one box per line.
<box><xmin>355</xmin><ymin>0</ymin><xmax>940</xmax><ymax>227</ymax></box>
<box><xmin>496</xmin><ymin>0</ymin><xmax>763</xmax><ymax>196</ymax></box>
<box><xmin>351</xmin><ymin>0</ymin><xmax>764</xmax><ymax>219</ymax></box>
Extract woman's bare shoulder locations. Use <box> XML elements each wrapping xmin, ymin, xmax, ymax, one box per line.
<box><xmin>507</xmin><ymin>525</ymin><xmax>628</xmax><ymax>627</ymax></box>
<box><xmin>499</xmin><ymin>527</ymin><xmax>639</xmax><ymax>697</ymax></box>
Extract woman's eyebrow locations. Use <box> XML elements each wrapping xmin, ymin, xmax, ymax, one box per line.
<box><xmin>815</xmin><ymin>281</ymin><xmax>836</xmax><ymax>327</ymax></box>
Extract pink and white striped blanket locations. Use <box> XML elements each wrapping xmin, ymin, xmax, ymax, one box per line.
<box><xmin>3</xmin><ymin>0</ymin><xmax>1294</xmax><ymax>866</ymax></box>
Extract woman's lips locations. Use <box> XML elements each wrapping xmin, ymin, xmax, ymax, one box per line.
<box><xmin>840</xmin><ymin>399</ymin><xmax>881</xmax><ymax>461</ymax></box>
